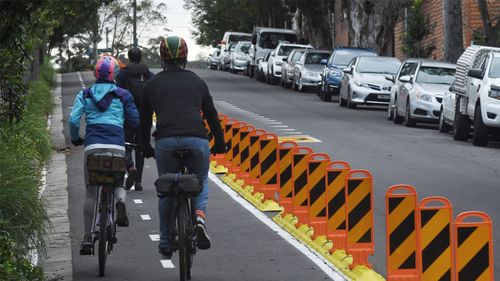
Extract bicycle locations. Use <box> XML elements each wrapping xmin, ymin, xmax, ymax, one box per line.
<box><xmin>155</xmin><ymin>149</ymin><xmax>203</xmax><ymax>281</ymax></box>
<box><xmin>86</xmin><ymin>149</ymin><xmax>128</xmax><ymax>276</ymax></box>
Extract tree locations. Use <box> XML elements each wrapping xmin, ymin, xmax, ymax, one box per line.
<box><xmin>342</xmin><ymin>0</ymin><xmax>411</xmax><ymax>55</ymax></box>
<box><xmin>401</xmin><ymin>0</ymin><xmax>436</xmax><ymax>58</ymax></box>
<box><xmin>443</xmin><ymin>0</ymin><xmax>463</xmax><ymax>62</ymax></box>
<box><xmin>477</xmin><ymin>0</ymin><xmax>500</xmax><ymax>46</ymax></box>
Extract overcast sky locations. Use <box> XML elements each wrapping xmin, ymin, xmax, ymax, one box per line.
<box><xmin>138</xmin><ymin>0</ymin><xmax>211</xmax><ymax>60</ymax></box>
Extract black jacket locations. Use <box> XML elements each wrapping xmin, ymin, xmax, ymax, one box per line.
<box><xmin>140</xmin><ymin>66</ymin><xmax>224</xmax><ymax>148</ymax></box>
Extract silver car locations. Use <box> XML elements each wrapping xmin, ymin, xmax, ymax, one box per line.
<box><xmin>339</xmin><ymin>56</ymin><xmax>401</xmax><ymax>108</ymax></box>
<box><xmin>208</xmin><ymin>49</ymin><xmax>221</xmax><ymax>70</ymax></box>
<box><xmin>256</xmin><ymin>52</ymin><xmax>271</xmax><ymax>82</ymax></box>
<box><xmin>393</xmin><ymin>60</ymin><xmax>456</xmax><ymax>126</ymax></box>
<box><xmin>230</xmin><ymin>41</ymin><xmax>251</xmax><ymax>73</ymax></box>
<box><xmin>292</xmin><ymin>50</ymin><xmax>331</xmax><ymax>92</ymax></box>
<box><xmin>281</xmin><ymin>49</ymin><xmax>307</xmax><ymax>88</ymax></box>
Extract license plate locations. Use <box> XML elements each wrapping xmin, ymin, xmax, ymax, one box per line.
<box><xmin>378</xmin><ymin>94</ymin><xmax>390</xmax><ymax>100</ymax></box>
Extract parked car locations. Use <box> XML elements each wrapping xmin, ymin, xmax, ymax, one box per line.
<box><xmin>386</xmin><ymin>58</ymin><xmax>421</xmax><ymax>120</ymax></box>
<box><xmin>292</xmin><ymin>50</ymin><xmax>332</xmax><ymax>92</ymax></box>
<box><xmin>339</xmin><ymin>56</ymin><xmax>401</xmax><ymax>108</ymax></box>
<box><xmin>208</xmin><ymin>49</ymin><xmax>221</xmax><ymax>70</ymax></box>
<box><xmin>449</xmin><ymin>45</ymin><xmax>500</xmax><ymax>146</ymax></box>
<box><xmin>219</xmin><ymin>42</ymin><xmax>237</xmax><ymax>70</ymax></box>
<box><xmin>256</xmin><ymin>52</ymin><xmax>271</xmax><ymax>82</ymax></box>
<box><xmin>319</xmin><ymin>47</ymin><xmax>378</xmax><ymax>102</ymax></box>
<box><xmin>247</xmin><ymin>27</ymin><xmax>298</xmax><ymax>78</ymax></box>
<box><xmin>438</xmin><ymin>79</ymin><xmax>457</xmax><ymax>132</ymax></box>
<box><xmin>229</xmin><ymin>41</ymin><xmax>251</xmax><ymax>73</ymax></box>
<box><xmin>267</xmin><ymin>42</ymin><xmax>312</xmax><ymax>84</ymax></box>
<box><xmin>281</xmin><ymin>49</ymin><xmax>307</xmax><ymax>88</ymax></box>
<box><xmin>392</xmin><ymin>59</ymin><xmax>456</xmax><ymax>126</ymax></box>
<box><xmin>219</xmin><ymin>31</ymin><xmax>251</xmax><ymax>70</ymax></box>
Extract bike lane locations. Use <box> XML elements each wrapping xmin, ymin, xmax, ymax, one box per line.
<box><xmin>60</xmin><ymin>71</ymin><xmax>345</xmax><ymax>281</ymax></box>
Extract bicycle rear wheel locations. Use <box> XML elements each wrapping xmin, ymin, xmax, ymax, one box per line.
<box><xmin>177</xmin><ymin>200</ymin><xmax>193</xmax><ymax>281</ymax></box>
<box><xmin>98</xmin><ymin>191</ymin><xmax>108</xmax><ymax>277</ymax></box>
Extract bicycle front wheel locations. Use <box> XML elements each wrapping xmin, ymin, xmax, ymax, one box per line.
<box><xmin>177</xmin><ymin>199</ymin><xmax>193</xmax><ymax>281</ymax></box>
<box><xmin>98</xmin><ymin>191</ymin><xmax>108</xmax><ymax>277</ymax></box>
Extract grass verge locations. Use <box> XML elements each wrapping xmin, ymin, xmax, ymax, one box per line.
<box><xmin>0</xmin><ymin>58</ymin><xmax>55</xmax><ymax>280</ymax></box>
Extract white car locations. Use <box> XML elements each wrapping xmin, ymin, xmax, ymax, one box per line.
<box><xmin>256</xmin><ymin>52</ymin><xmax>271</xmax><ymax>82</ymax></box>
<box><xmin>393</xmin><ymin>60</ymin><xmax>456</xmax><ymax>126</ymax></box>
<box><xmin>339</xmin><ymin>56</ymin><xmax>401</xmax><ymax>108</ymax></box>
<box><xmin>229</xmin><ymin>41</ymin><xmax>251</xmax><ymax>73</ymax></box>
<box><xmin>386</xmin><ymin>58</ymin><xmax>420</xmax><ymax>120</ymax></box>
<box><xmin>267</xmin><ymin>42</ymin><xmax>312</xmax><ymax>84</ymax></box>
<box><xmin>438</xmin><ymin>80</ymin><xmax>456</xmax><ymax>132</ymax></box>
<box><xmin>292</xmin><ymin>50</ymin><xmax>331</xmax><ymax>92</ymax></box>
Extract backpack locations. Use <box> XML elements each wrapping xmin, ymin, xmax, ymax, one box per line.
<box><xmin>125</xmin><ymin>64</ymin><xmax>151</xmax><ymax>104</ymax></box>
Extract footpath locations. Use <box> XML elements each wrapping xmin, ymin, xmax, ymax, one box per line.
<box><xmin>41</xmin><ymin>74</ymin><xmax>73</xmax><ymax>281</ymax></box>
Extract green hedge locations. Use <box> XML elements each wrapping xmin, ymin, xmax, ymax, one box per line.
<box><xmin>0</xmin><ymin>58</ymin><xmax>55</xmax><ymax>280</ymax></box>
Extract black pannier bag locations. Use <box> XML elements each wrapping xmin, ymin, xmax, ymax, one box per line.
<box><xmin>155</xmin><ymin>173</ymin><xmax>202</xmax><ymax>197</ymax></box>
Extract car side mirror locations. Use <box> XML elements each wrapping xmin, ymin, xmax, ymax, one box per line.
<box><xmin>468</xmin><ymin>68</ymin><xmax>484</xmax><ymax>79</ymax></box>
<box><xmin>270</xmin><ymin>51</ymin><xmax>275</xmax><ymax>56</ymax></box>
<box><xmin>320</xmin><ymin>59</ymin><xmax>327</xmax><ymax>65</ymax></box>
<box><xmin>209</xmin><ymin>54</ymin><xmax>213</xmax><ymax>57</ymax></box>
<box><xmin>399</xmin><ymin>75</ymin><xmax>413</xmax><ymax>84</ymax></box>
<box><xmin>385</xmin><ymin>74</ymin><xmax>395</xmax><ymax>83</ymax></box>
<box><xmin>282</xmin><ymin>57</ymin><xmax>287</xmax><ymax>62</ymax></box>
<box><xmin>343</xmin><ymin>67</ymin><xmax>353</xmax><ymax>75</ymax></box>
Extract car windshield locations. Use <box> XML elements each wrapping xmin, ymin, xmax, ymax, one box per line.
<box><xmin>238</xmin><ymin>43</ymin><xmax>251</xmax><ymax>53</ymax></box>
<box><xmin>259</xmin><ymin>32</ymin><xmax>298</xmax><ymax>49</ymax></box>
<box><xmin>489</xmin><ymin>57</ymin><xmax>500</xmax><ymax>78</ymax></box>
<box><xmin>356</xmin><ymin>57</ymin><xmax>400</xmax><ymax>74</ymax></box>
<box><xmin>332</xmin><ymin>49</ymin><xmax>375</xmax><ymax>67</ymax></box>
<box><xmin>415</xmin><ymin>66</ymin><xmax>456</xmax><ymax>84</ymax></box>
<box><xmin>228</xmin><ymin>34</ymin><xmax>251</xmax><ymax>43</ymax></box>
<box><xmin>278</xmin><ymin>45</ymin><xmax>301</xmax><ymax>56</ymax></box>
<box><xmin>291</xmin><ymin>51</ymin><xmax>304</xmax><ymax>62</ymax></box>
<box><xmin>305</xmin><ymin>52</ymin><xmax>331</xmax><ymax>64</ymax></box>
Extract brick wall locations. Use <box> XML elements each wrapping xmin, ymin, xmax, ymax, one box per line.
<box><xmin>462</xmin><ymin>0</ymin><xmax>500</xmax><ymax>46</ymax></box>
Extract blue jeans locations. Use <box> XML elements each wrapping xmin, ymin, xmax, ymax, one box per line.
<box><xmin>155</xmin><ymin>137</ymin><xmax>209</xmax><ymax>249</ymax></box>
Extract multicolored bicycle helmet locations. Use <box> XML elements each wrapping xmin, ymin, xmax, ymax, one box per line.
<box><xmin>94</xmin><ymin>56</ymin><xmax>120</xmax><ymax>81</ymax></box>
<box><xmin>160</xmin><ymin>35</ymin><xmax>188</xmax><ymax>63</ymax></box>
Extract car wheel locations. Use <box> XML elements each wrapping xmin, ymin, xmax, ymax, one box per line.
<box><xmin>387</xmin><ymin>105</ymin><xmax>394</xmax><ymax>121</ymax></box>
<box><xmin>322</xmin><ymin>89</ymin><xmax>332</xmax><ymax>102</ymax></box>
<box><xmin>472</xmin><ymin>103</ymin><xmax>489</xmax><ymax>146</ymax></box>
<box><xmin>404</xmin><ymin>100</ymin><xmax>415</xmax><ymax>127</ymax></box>
<box><xmin>347</xmin><ymin>90</ymin><xmax>356</xmax><ymax>109</ymax></box>
<box><xmin>393</xmin><ymin>100</ymin><xmax>404</xmax><ymax>124</ymax></box>
<box><xmin>298</xmin><ymin>77</ymin><xmax>306</xmax><ymax>92</ymax></box>
<box><xmin>339</xmin><ymin>94</ymin><xmax>346</xmax><ymax>107</ymax></box>
<box><xmin>438</xmin><ymin>107</ymin><xmax>452</xmax><ymax>133</ymax></box>
<box><xmin>249</xmin><ymin>66</ymin><xmax>255</xmax><ymax>78</ymax></box>
<box><xmin>452</xmin><ymin>97</ymin><xmax>471</xmax><ymax>141</ymax></box>
<box><xmin>292</xmin><ymin>76</ymin><xmax>298</xmax><ymax>91</ymax></box>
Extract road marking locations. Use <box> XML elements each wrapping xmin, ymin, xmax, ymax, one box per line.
<box><xmin>277</xmin><ymin>135</ymin><xmax>322</xmax><ymax>143</ymax></box>
<box><xmin>141</xmin><ymin>214</ymin><xmax>151</xmax><ymax>221</ymax></box>
<box><xmin>133</xmin><ymin>199</ymin><xmax>143</xmax><ymax>204</ymax></box>
<box><xmin>276</xmin><ymin>128</ymin><xmax>296</xmax><ymax>131</ymax></box>
<box><xmin>149</xmin><ymin>234</ymin><xmax>160</xmax><ymax>241</ymax></box>
<box><xmin>270</xmin><ymin>125</ymin><xmax>288</xmax><ymax>128</ymax></box>
<box><xmin>265</xmin><ymin>122</ymin><xmax>282</xmax><ymax>125</ymax></box>
<box><xmin>160</xmin><ymin>259</ymin><xmax>175</xmax><ymax>269</ymax></box>
<box><xmin>77</xmin><ymin>72</ymin><xmax>86</xmax><ymax>89</ymax></box>
<box><xmin>208</xmin><ymin>173</ymin><xmax>347</xmax><ymax>281</ymax></box>
<box><xmin>284</xmin><ymin>131</ymin><xmax>303</xmax><ymax>134</ymax></box>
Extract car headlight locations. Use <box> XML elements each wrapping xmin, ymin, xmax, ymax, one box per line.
<box><xmin>328</xmin><ymin>70</ymin><xmax>341</xmax><ymax>77</ymax></box>
<box><xmin>354</xmin><ymin>81</ymin><xmax>370</xmax><ymax>88</ymax></box>
<box><xmin>236</xmin><ymin>55</ymin><xmax>246</xmax><ymax>61</ymax></box>
<box><xmin>275</xmin><ymin>60</ymin><xmax>283</xmax><ymax>66</ymax></box>
<box><xmin>488</xmin><ymin>87</ymin><xmax>500</xmax><ymax>100</ymax></box>
<box><xmin>415</xmin><ymin>90</ymin><xmax>432</xmax><ymax>102</ymax></box>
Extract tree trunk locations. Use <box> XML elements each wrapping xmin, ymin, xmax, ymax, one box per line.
<box><xmin>287</xmin><ymin>0</ymin><xmax>334</xmax><ymax>49</ymax></box>
<box><xmin>343</xmin><ymin>0</ymin><xmax>410</xmax><ymax>55</ymax></box>
<box><xmin>443</xmin><ymin>0</ymin><xmax>463</xmax><ymax>62</ymax></box>
<box><xmin>477</xmin><ymin>0</ymin><xmax>500</xmax><ymax>46</ymax></box>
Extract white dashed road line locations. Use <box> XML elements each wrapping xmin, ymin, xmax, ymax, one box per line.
<box><xmin>141</xmin><ymin>214</ymin><xmax>152</xmax><ymax>221</ymax></box>
<box><xmin>133</xmin><ymin>199</ymin><xmax>143</xmax><ymax>204</ymax></box>
<box><xmin>160</xmin><ymin>259</ymin><xmax>175</xmax><ymax>269</ymax></box>
<box><xmin>149</xmin><ymin>234</ymin><xmax>160</xmax><ymax>241</ymax></box>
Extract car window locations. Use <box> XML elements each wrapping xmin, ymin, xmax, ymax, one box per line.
<box><xmin>259</xmin><ymin>32</ymin><xmax>298</xmax><ymax>49</ymax></box>
<box><xmin>332</xmin><ymin>49</ymin><xmax>376</xmax><ymax>67</ymax></box>
<box><xmin>488</xmin><ymin>57</ymin><xmax>500</xmax><ymax>78</ymax></box>
<box><xmin>399</xmin><ymin>62</ymin><xmax>417</xmax><ymax>78</ymax></box>
<box><xmin>291</xmin><ymin>51</ymin><xmax>303</xmax><ymax>62</ymax></box>
<box><xmin>238</xmin><ymin>43</ymin><xmax>251</xmax><ymax>53</ymax></box>
<box><xmin>415</xmin><ymin>66</ymin><xmax>456</xmax><ymax>84</ymax></box>
<box><xmin>278</xmin><ymin>45</ymin><xmax>299</xmax><ymax>56</ymax></box>
<box><xmin>228</xmin><ymin>34</ymin><xmax>251</xmax><ymax>43</ymax></box>
<box><xmin>305</xmin><ymin>52</ymin><xmax>331</xmax><ymax>64</ymax></box>
<box><xmin>356</xmin><ymin>57</ymin><xmax>400</xmax><ymax>74</ymax></box>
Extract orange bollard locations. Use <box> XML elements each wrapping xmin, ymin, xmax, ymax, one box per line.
<box><xmin>277</xmin><ymin>141</ymin><xmax>299</xmax><ymax>215</ymax></box>
<box><xmin>235</xmin><ymin>124</ymin><xmax>255</xmax><ymax>180</ymax></box>
<box><xmin>325</xmin><ymin>161</ymin><xmax>350</xmax><ymax>252</ymax></box>
<box><xmin>385</xmin><ymin>184</ymin><xmax>420</xmax><ymax>281</ymax></box>
<box><xmin>246</xmin><ymin>129</ymin><xmax>266</xmax><ymax>187</ymax></box>
<box><xmin>418</xmin><ymin>197</ymin><xmax>454</xmax><ymax>281</ymax></box>
<box><xmin>223</xmin><ymin>118</ymin><xmax>239</xmax><ymax>169</ymax></box>
<box><xmin>345</xmin><ymin>170</ymin><xmax>374</xmax><ymax>269</ymax></box>
<box><xmin>229</xmin><ymin>121</ymin><xmax>244</xmax><ymax>173</ymax></box>
<box><xmin>291</xmin><ymin>146</ymin><xmax>314</xmax><ymax>226</ymax></box>
<box><xmin>255</xmin><ymin>133</ymin><xmax>279</xmax><ymax>201</ymax></box>
<box><xmin>307</xmin><ymin>153</ymin><xmax>331</xmax><ymax>239</ymax></box>
<box><xmin>210</xmin><ymin>114</ymin><xmax>228</xmax><ymax>165</ymax></box>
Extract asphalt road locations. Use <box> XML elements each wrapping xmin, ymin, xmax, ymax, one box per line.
<box><xmin>61</xmin><ymin>71</ymin><xmax>341</xmax><ymax>281</ymax></box>
<box><xmin>62</xmin><ymin>68</ymin><xmax>499</xmax><ymax>279</ymax></box>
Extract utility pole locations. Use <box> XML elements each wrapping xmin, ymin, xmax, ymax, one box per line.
<box><xmin>106</xmin><ymin>27</ymin><xmax>110</xmax><ymax>48</ymax></box>
<box><xmin>133</xmin><ymin>0</ymin><xmax>138</xmax><ymax>47</ymax></box>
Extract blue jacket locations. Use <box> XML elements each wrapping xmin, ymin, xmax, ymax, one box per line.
<box><xmin>69</xmin><ymin>82</ymin><xmax>139</xmax><ymax>147</ymax></box>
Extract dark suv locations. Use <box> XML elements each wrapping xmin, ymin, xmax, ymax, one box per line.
<box><xmin>319</xmin><ymin>47</ymin><xmax>377</xmax><ymax>101</ymax></box>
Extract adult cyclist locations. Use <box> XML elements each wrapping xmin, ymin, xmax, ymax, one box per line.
<box><xmin>140</xmin><ymin>35</ymin><xmax>227</xmax><ymax>258</ymax></box>
<box><xmin>69</xmin><ymin>56</ymin><xmax>139</xmax><ymax>255</ymax></box>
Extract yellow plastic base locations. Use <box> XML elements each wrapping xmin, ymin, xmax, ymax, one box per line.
<box><xmin>209</xmin><ymin>161</ymin><xmax>228</xmax><ymax>174</ymax></box>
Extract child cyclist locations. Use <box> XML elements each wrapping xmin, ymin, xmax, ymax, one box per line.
<box><xmin>69</xmin><ymin>56</ymin><xmax>139</xmax><ymax>255</ymax></box>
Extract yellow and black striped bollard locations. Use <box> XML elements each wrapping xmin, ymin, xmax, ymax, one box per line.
<box><xmin>326</xmin><ymin>161</ymin><xmax>350</xmax><ymax>252</ymax></box>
